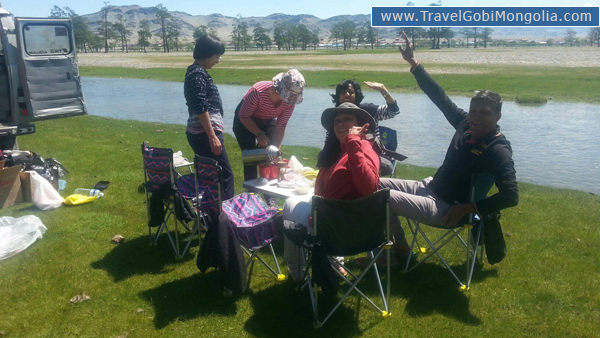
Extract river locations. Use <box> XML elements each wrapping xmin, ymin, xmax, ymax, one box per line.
<box><xmin>82</xmin><ymin>77</ymin><xmax>600</xmax><ymax>195</ymax></box>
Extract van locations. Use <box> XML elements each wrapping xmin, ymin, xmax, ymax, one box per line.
<box><xmin>0</xmin><ymin>6</ymin><xmax>86</xmax><ymax>149</ymax></box>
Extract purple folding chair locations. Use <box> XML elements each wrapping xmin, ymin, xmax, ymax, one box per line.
<box><xmin>174</xmin><ymin>155</ymin><xmax>224</xmax><ymax>257</ymax></box>
<box><xmin>222</xmin><ymin>192</ymin><xmax>286</xmax><ymax>285</ymax></box>
<box><xmin>142</xmin><ymin>142</ymin><xmax>197</xmax><ymax>258</ymax></box>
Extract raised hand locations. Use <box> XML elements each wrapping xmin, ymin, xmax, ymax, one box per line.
<box><xmin>348</xmin><ymin>123</ymin><xmax>370</xmax><ymax>139</ymax></box>
<box><xmin>363</xmin><ymin>81</ymin><xmax>387</xmax><ymax>92</ymax></box>
<box><xmin>398</xmin><ymin>31</ymin><xmax>419</xmax><ymax>67</ymax></box>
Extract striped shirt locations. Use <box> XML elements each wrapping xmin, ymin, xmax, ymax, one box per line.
<box><xmin>184</xmin><ymin>64</ymin><xmax>224</xmax><ymax>134</ymax></box>
<box><xmin>239</xmin><ymin>81</ymin><xmax>295</xmax><ymax>127</ymax></box>
<box><xmin>360</xmin><ymin>101</ymin><xmax>400</xmax><ymax>138</ymax></box>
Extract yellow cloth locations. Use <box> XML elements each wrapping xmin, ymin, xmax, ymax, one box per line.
<box><xmin>63</xmin><ymin>194</ymin><xmax>98</xmax><ymax>205</ymax></box>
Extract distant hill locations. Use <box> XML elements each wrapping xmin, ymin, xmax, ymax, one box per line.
<box><xmin>81</xmin><ymin>5</ymin><xmax>591</xmax><ymax>45</ymax></box>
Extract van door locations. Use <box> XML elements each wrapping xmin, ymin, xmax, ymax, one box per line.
<box><xmin>14</xmin><ymin>18</ymin><xmax>86</xmax><ymax>122</ymax></box>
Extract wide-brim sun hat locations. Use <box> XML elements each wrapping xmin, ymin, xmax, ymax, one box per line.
<box><xmin>273</xmin><ymin>69</ymin><xmax>305</xmax><ymax>105</ymax></box>
<box><xmin>321</xmin><ymin>102</ymin><xmax>377</xmax><ymax>134</ymax></box>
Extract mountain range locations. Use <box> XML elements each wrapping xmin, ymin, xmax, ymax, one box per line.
<box><xmin>81</xmin><ymin>5</ymin><xmax>592</xmax><ymax>44</ymax></box>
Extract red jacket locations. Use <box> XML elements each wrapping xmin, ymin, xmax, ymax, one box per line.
<box><xmin>315</xmin><ymin>134</ymin><xmax>380</xmax><ymax>200</ymax></box>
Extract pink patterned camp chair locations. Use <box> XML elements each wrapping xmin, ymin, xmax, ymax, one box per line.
<box><xmin>142</xmin><ymin>142</ymin><xmax>198</xmax><ymax>258</ymax></box>
<box><xmin>222</xmin><ymin>192</ymin><xmax>286</xmax><ymax>284</ymax></box>
<box><xmin>175</xmin><ymin>155</ymin><xmax>224</xmax><ymax>256</ymax></box>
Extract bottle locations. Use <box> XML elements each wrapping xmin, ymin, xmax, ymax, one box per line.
<box><xmin>74</xmin><ymin>188</ymin><xmax>104</xmax><ymax>197</ymax></box>
<box><xmin>277</xmin><ymin>161</ymin><xmax>287</xmax><ymax>182</ymax></box>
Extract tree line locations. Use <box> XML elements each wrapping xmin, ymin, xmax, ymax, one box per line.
<box><xmin>50</xmin><ymin>2</ymin><xmax>183</xmax><ymax>53</ymax></box>
<box><xmin>228</xmin><ymin>17</ymin><xmax>320</xmax><ymax>51</ymax></box>
<box><xmin>49</xmin><ymin>1</ymin><xmax>600</xmax><ymax>53</ymax></box>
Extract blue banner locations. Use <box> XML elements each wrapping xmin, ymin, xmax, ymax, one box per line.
<box><xmin>371</xmin><ymin>6</ymin><xmax>600</xmax><ymax>27</ymax></box>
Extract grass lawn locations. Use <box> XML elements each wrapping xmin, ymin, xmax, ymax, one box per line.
<box><xmin>0</xmin><ymin>116</ymin><xmax>598</xmax><ymax>337</ymax></box>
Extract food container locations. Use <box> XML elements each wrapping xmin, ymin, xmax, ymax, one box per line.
<box><xmin>294</xmin><ymin>180</ymin><xmax>311</xmax><ymax>195</ymax></box>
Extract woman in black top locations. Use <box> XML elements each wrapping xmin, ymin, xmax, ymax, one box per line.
<box><xmin>184</xmin><ymin>35</ymin><xmax>234</xmax><ymax>200</ymax></box>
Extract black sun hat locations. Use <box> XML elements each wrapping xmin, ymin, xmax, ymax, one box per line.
<box><xmin>321</xmin><ymin>102</ymin><xmax>377</xmax><ymax>133</ymax></box>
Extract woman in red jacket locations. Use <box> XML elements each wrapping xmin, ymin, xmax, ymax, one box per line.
<box><xmin>283</xmin><ymin>102</ymin><xmax>380</xmax><ymax>282</ymax></box>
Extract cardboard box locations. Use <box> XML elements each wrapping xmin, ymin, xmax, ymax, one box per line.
<box><xmin>19</xmin><ymin>171</ymin><xmax>32</xmax><ymax>203</ymax></box>
<box><xmin>0</xmin><ymin>165</ymin><xmax>23</xmax><ymax>209</ymax></box>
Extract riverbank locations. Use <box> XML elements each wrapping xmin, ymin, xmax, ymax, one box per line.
<box><xmin>0</xmin><ymin>116</ymin><xmax>598</xmax><ymax>337</ymax></box>
<box><xmin>79</xmin><ymin>47</ymin><xmax>600</xmax><ymax>103</ymax></box>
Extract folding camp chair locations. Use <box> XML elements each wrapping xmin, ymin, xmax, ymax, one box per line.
<box><xmin>141</xmin><ymin>142</ymin><xmax>197</xmax><ymax>258</ymax></box>
<box><xmin>221</xmin><ymin>192</ymin><xmax>286</xmax><ymax>288</ymax></box>
<box><xmin>403</xmin><ymin>173</ymin><xmax>495</xmax><ymax>290</ymax></box>
<box><xmin>175</xmin><ymin>155</ymin><xmax>224</xmax><ymax>257</ymax></box>
<box><xmin>303</xmin><ymin>189</ymin><xmax>393</xmax><ymax>328</ymax></box>
<box><xmin>378</xmin><ymin>126</ymin><xmax>399</xmax><ymax>178</ymax></box>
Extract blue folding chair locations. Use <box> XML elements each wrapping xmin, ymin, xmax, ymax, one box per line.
<box><xmin>378</xmin><ymin>126</ymin><xmax>399</xmax><ymax>178</ymax></box>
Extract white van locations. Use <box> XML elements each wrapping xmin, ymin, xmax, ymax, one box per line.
<box><xmin>0</xmin><ymin>6</ymin><xmax>86</xmax><ymax>149</ymax></box>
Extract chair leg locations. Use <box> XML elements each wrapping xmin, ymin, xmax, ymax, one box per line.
<box><xmin>240</xmin><ymin>244</ymin><xmax>286</xmax><ymax>281</ymax></box>
<box><xmin>465</xmin><ymin>225</ymin><xmax>483</xmax><ymax>289</ymax></box>
<box><xmin>405</xmin><ymin>218</ymin><xmax>468</xmax><ymax>287</ymax></box>
<box><xmin>268</xmin><ymin>243</ymin><xmax>286</xmax><ymax>280</ymax></box>
<box><xmin>170</xmin><ymin>200</ymin><xmax>181</xmax><ymax>258</ymax></box>
<box><xmin>319</xmin><ymin>254</ymin><xmax>388</xmax><ymax>327</ymax></box>
<box><xmin>181</xmin><ymin>216</ymin><xmax>201</xmax><ymax>257</ymax></box>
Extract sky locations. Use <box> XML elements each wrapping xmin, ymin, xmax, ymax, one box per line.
<box><xmin>1</xmin><ymin>0</ymin><xmax>598</xmax><ymax>18</ymax></box>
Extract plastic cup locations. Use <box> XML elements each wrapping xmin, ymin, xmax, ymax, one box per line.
<box><xmin>259</xmin><ymin>164</ymin><xmax>270</xmax><ymax>179</ymax></box>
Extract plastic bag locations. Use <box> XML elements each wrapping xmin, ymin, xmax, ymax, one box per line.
<box><xmin>173</xmin><ymin>151</ymin><xmax>192</xmax><ymax>168</ymax></box>
<box><xmin>0</xmin><ymin>215</ymin><xmax>47</xmax><ymax>260</ymax></box>
<box><xmin>3</xmin><ymin>151</ymin><xmax>69</xmax><ymax>184</ymax></box>
<box><xmin>288</xmin><ymin>156</ymin><xmax>303</xmax><ymax>171</ymax></box>
<box><xmin>63</xmin><ymin>194</ymin><xmax>98</xmax><ymax>205</ymax></box>
<box><xmin>30</xmin><ymin>171</ymin><xmax>63</xmax><ymax>210</ymax></box>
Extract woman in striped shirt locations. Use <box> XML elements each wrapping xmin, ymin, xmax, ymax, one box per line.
<box><xmin>184</xmin><ymin>35</ymin><xmax>234</xmax><ymax>200</ymax></box>
<box><xmin>233</xmin><ymin>69</ymin><xmax>305</xmax><ymax>182</ymax></box>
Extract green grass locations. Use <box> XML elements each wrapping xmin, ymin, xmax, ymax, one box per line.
<box><xmin>0</xmin><ymin>116</ymin><xmax>599</xmax><ymax>337</ymax></box>
<box><xmin>80</xmin><ymin>63</ymin><xmax>600</xmax><ymax>104</ymax></box>
<box><xmin>516</xmin><ymin>94</ymin><xmax>549</xmax><ymax>104</ymax></box>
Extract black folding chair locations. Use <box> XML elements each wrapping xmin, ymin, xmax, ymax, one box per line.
<box><xmin>303</xmin><ymin>189</ymin><xmax>393</xmax><ymax>327</ymax></box>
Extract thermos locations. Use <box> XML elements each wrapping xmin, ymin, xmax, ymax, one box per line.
<box><xmin>241</xmin><ymin>145</ymin><xmax>281</xmax><ymax>165</ymax></box>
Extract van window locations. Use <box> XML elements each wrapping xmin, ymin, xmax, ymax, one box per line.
<box><xmin>23</xmin><ymin>24</ymin><xmax>71</xmax><ymax>56</ymax></box>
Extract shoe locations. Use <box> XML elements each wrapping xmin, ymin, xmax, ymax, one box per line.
<box><xmin>291</xmin><ymin>276</ymin><xmax>304</xmax><ymax>286</ymax></box>
<box><xmin>288</xmin><ymin>269</ymin><xmax>304</xmax><ymax>286</ymax></box>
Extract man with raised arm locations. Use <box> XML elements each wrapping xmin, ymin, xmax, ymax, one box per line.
<box><xmin>384</xmin><ymin>32</ymin><xmax>519</xmax><ymax>261</ymax></box>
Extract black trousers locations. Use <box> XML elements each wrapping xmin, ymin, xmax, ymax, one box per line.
<box><xmin>186</xmin><ymin>130</ymin><xmax>235</xmax><ymax>201</ymax></box>
<box><xmin>232</xmin><ymin>100</ymin><xmax>273</xmax><ymax>182</ymax></box>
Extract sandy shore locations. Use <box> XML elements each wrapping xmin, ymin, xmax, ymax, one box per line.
<box><xmin>78</xmin><ymin>47</ymin><xmax>600</xmax><ymax>71</ymax></box>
